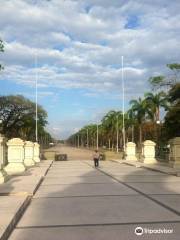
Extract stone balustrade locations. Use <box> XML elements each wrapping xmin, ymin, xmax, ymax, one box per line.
<box><xmin>0</xmin><ymin>136</ymin><xmax>42</xmax><ymax>183</ymax></box>
<box><xmin>33</xmin><ymin>142</ymin><xmax>40</xmax><ymax>163</ymax></box>
<box><xmin>0</xmin><ymin>137</ymin><xmax>41</xmax><ymax>177</ymax></box>
<box><xmin>4</xmin><ymin>138</ymin><xmax>26</xmax><ymax>174</ymax></box>
<box><xmin>0</xmin><ymin>135</ymin><xmax>8</xmax><ymax>183</ymax></box>
<box><xmin>141</xmin><ymin>140</ymin><xmax>157</xmax><ymax>164</ymax></box>
<box><xmin>169</xmin><ymin>137</ymin><xmax>180</xmax><ymax>169</ymax></box>
<box><xmin>24</xmin><ymin>141</ymin><xmax>35</xmax><ymax>167</ymax></box>
<box><xmin>125</xmin><ymin>142</ymin><xmax>137</xmax><ymax>162</ymax></box>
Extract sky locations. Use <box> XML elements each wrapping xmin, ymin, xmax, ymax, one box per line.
<box><xmin>0</xmin><ymin>0</ymin><xmax>180</xmax><ymax>139</ymax></box>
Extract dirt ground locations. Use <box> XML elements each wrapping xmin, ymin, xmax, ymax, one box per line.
<box><xmin>44</xmin><ymin>144</ymin><xmax>94</xmax><ymax>160</ymax></box>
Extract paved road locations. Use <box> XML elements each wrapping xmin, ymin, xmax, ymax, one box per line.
<box><xmin>9</xmin><ymin>147</ymin><xmax>180</xmax><ymax>239</ymax></box>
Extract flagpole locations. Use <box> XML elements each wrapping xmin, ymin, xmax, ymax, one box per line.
<box><xmin>35</xmin><ymin>52</ymin><xmax>38</xmax><ymax>142</ymax></box>
<box><xmin>122</xmin><ymin>56</ymin><xmax>125</xmax><ymax>152</ymax></box>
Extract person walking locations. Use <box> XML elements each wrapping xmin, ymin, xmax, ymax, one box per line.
<box><xmin>93</xmin><ymin>149</ymin><xmax>100</xmax><ymax>167</ymax></box>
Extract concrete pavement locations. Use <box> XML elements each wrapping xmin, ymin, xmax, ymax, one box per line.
<box><xmin>9</xmin><ymin>159</ymin><xmax>180</xmax><ymax>240</ymax></box>
<box><xmin>0</xmin><ymin>160</ymin><xmax>53</xmax><ymax>240</ymax></box>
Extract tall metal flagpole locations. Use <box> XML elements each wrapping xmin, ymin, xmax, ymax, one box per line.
<box><xmin>122</xmin><ymin>56</ymin><xmax>125</xmax><ymax>152</ymax></box>
<box><xmin>35</xmin><ymin>52</ymin><xmax>38</xmax><ymax>142</ymax></box>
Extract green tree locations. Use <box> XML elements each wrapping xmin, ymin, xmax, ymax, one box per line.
<box><xmin>167</xmin><ymin>63</ymin><xmax>180</xmax><ymax>84</ymax></box>
<box><xmin>149</xmin><ymin>75</ymin><xmax>165</xmax><ymax>91</ymax></box>
<box><xmin>144</xmin><ymin>92</ymin><xmax>168</xmax><ymax>122</ymax></box>
<box><xmin>164</xmin><ymin>83</ymin><xmax>180</xmax><ymax>139</ymax></box>
<box><xmin>127</xmin><ymin>108</ymin><xmax>137</xmax><ymax>142</ymax></box>
<box><xmin>129</xmin><ymin>98</ymin><xmax>151</xmax><ymax>146</ymax></box>
<box><xmin>149</xmin><ymin>63</ymin><xmax>180</xmax><ymax>91</ymax></box>
<box><xmin>101</xmin><ymin>110</ymin><xmax>125</xmax><ymax>149</ymax></box>
<box><xmin>0</xmin><ymin>95</ymin><xmax>48</xmax><ymax>140</ymax></box>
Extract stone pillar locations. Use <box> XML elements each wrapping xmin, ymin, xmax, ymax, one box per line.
<box><xmin>169</xmin><ymin>137</ymin><xmax>180</xmax><ymax>169</ymax></box>
<box><xmin>4</xmin><ymin>138</ymin><xmax>26</xmax><ymax>174</ymax></box>
<box><xmin>142</xmin><ymin>140</ymin><xmax>157</xmax><ymax>164</ymax></box>
<box><xmin>24</xmin><ymin>141</ymin><xmax>35</xmax><ymax>167</ymax></box>
<box><xmin>125</xmin><ymin>142</ymin><xmax>137</xmax><ymax>161</ymax></box>
<box><xmin>33</xmin><ymin>142</ymin><xmax>40</xmax><ymax>163</ymax></box>
<box><xmin>0</xmin><ymin>135</ymin><xmax>8</xmax><ymax>183</ymax></box>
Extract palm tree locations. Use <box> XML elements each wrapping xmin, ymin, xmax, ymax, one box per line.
<box><xmin>101</xmin><ymin>110</ymin><xmax>123</xmax><ymax>150</ymax></box>
<box><xmin>129</xmin><ymin>98</ymin><xmax>150</xmax><ymax>146</ymax></box>
<box><xmin>102</xmin><ymin>110</ymin><xmax>117</xmax><ymax>149</ymax></box>
<box><xmin>144</xmin><ymin>92</ymin><xmax>168</xmax><ymax>122</ymax></box>
<box><xmin>127</xmin><ymin>108</ymin><xmax>137</xmax><ymax>142</ymax></box>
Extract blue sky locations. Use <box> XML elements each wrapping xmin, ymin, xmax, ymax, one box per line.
<box><xmin>0</xmin><ymin>0</ymin><xmax>180</xmax><ymax>138</ymax></box>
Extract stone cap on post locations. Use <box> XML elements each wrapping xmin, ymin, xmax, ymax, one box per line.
<box><xmin>126</xmin><ymin>142</ymin><xmax>136</xmax><ymax>147</ymax></box>
<box><xmin>25</xmin><ymin>141</ymin><xmax>34</xmax><ymax>147</ymax></box>
<box><xmin>143</xmin><ymin>140</ymin><xmax>156</xmax><ymax>147</ymax></box>
<box><xmin>7</xmin><ymin>138</ymin><xmax>24</xmax><ymax>146</ymax></box>
<box><xmin>34</xmin><ymin>142</ymin><xmax>40</xmax><ymax>147</ymax></box>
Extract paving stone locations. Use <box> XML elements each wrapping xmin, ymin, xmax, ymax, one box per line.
<box><xmin>114</xmin><ymin>175</ymin><xmax>180</xmax><ymax>183</ymax></box>
<box><xmin>17</xmin><ymin>196</ymin><xmax>180</xmax><ymax>227</ymax></box>
<box><xmin>9</xmin><ymin>223</ymin><xmax>180</xmax><ymax>240</ymax></box>
<box><xmin>0</xmin><ymin>176</ymin><xmax>42</xmax><ymax>195</ymax></box>
<box><xmin>0</xmin><ymin>196</ymin><xmax>29</xmax><ymax>240</ymax></box>
<box><xmin>34</xmin><ymin>183</ymin><xmax>138</xmax><ymax>198</ymax></box>
<box><xmin>150</xmin><ymin>195</ymin><xmax>180</xmax><ymax>212</ymax></box>
<box><xmin>128</xmin><ymin>182</ymin><xmax>180</xmax><ymax>194</ymax></box>
<box><xmin>41</xmin><ymin>175</ymin><xmax>116</xmax><ymax>185</ymax></box>
<box><xmin>7</xmin><ymin>154</ymin><xmax>180</xmax><ymax>240</ymax></box>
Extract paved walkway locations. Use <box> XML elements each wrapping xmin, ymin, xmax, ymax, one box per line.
<box><xmin>9</xmin><ymin>158</ymin><xmax>180</xmax><ymax>239</ymax></box>
<box><xmin>0</xmin><ymin>160</ymin><xmax>53</xmax><ymax>240</ymax></box>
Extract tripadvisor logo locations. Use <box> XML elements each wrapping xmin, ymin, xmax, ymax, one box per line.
<box><xmin>135</xmin><ymin>227</ymin><xmax>143</xmax><ymax>236</ymax></box>
<box><xmin>135</xmin><ymin>226</ymin><xmax>173</xmax><ymax>236</ymax></box>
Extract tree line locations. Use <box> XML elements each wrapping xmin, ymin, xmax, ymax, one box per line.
<box><xmin>68</xmin><ymin>63</ymin><xmax>180</xmax><ymax>150</ymax></box>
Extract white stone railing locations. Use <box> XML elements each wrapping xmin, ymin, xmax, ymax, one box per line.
<box><xmin>125</xmin><ymin>137</ymin><xmax>180</xmax><ymax>168</ymax></box>
<box><xmin>125</xmin><ymin>140</ymin><xmax>158</xmax><ymax>164</ymax></box>
<box><xmin>0</xmin><ymin>136</ymin><xmax>41</xmax><ymax>183</ymax></box>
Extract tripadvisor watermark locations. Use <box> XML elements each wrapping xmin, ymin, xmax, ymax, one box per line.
<box><xmin>135</xmin><ymin>226</ymin><xmax>173</xmax><ymax>236</ymax></box>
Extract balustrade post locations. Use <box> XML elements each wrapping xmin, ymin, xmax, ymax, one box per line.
<box><xmin>125</xmin><ymin>142</ymin><xmax>137</xmax><ymax>161</ymax></box>
<box><xmin>142</xmin><ymin>140</ymin><xmax>157</xmax><ymax>164</ymax></box>
<box><xmin>4</xmin><ymin>138</ymin><xmax>26</xmax><ymax>174</ymax></box>
<box><xmin>169</xmin><ymin>137</ymin><xmax>180</xmax><ymax>169</ymax></box>
<box><xmin>33</xmin><ymin>142</ymin><xmax>40</xmax><ymax>163</ymax></box>
<box><xmin>24</xmin><ymin>141</ymin><xmax>35</xmax><ymax>167</ymax></box>
<box><xmin>0</xmin><ymin>135</ymin><xmax>8</xmax><ymax>183</ymax></box>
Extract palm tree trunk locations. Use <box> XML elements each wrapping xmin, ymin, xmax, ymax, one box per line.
<box><xmin>132</xmin><ymin>125</ymin><xmax>134</xmax><ymax>142</ymax></box>
<box><xmin>156</xmin><ymin>107</ymin><xmax>160</xmax><ymax>122</ymax></box>
<box><xmin>108</xmin><ymin>138</ymin><xmax>111</xmax><ymax>150</ymax></box>
<box><xmin>139</xmin><ymin>125</ymin><xmax>142</xmax><ymax>147</ymax></box>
